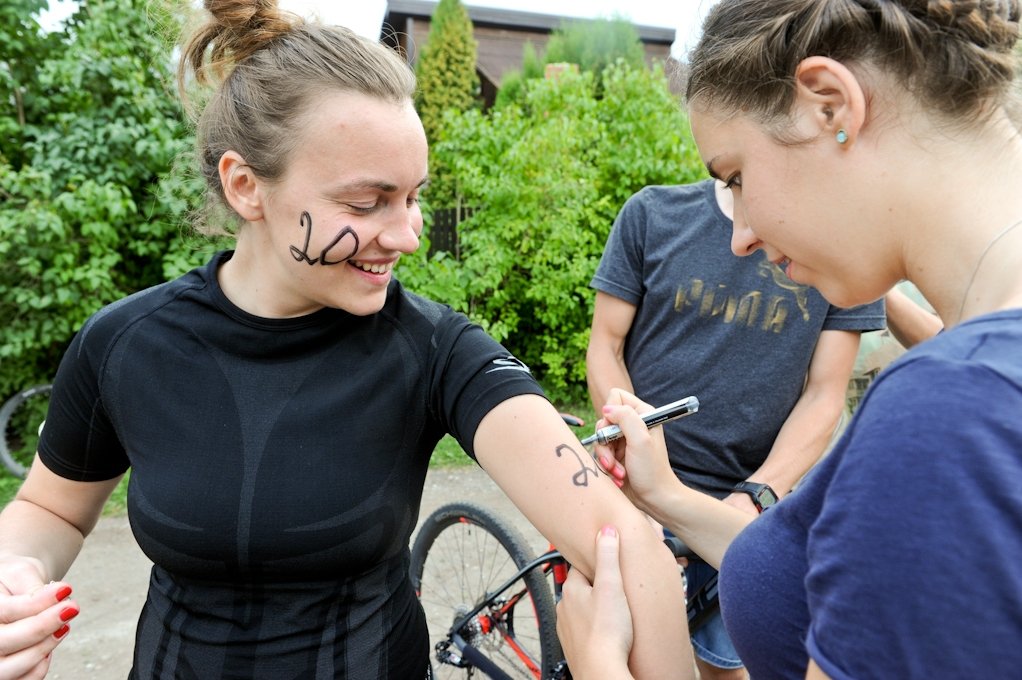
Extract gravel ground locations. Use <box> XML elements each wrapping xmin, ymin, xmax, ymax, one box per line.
<box><xmin>47</xmin><ymin>465</ymin><xmax>545</xmax><ymax>679</ymax></box>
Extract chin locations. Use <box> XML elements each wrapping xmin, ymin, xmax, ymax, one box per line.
<box><xmin>818</xmin><ymin>283</ymin><xmax>883</xmax><ymax>310</ymax></box>
<box><xmin>337</xmin><ymin>294</ymin><xmax>388</xmax><ymax>317</ymax></box>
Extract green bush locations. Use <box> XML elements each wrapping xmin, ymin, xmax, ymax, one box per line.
<box><xmin>414</xmin><ymin>0</ymin><xmax>479</xmax><ymax>207</ymax></box>
<box><xmin>402</xmin><ymin>61</ymin><xmax>705</xmax><ymax>403</ymax></box>
<box><xmin>0</xmin><ymin>0</ymin><xmax>203</xmax><ymax>396</ymax></box>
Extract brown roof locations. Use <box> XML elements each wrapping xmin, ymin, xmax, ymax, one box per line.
<box><xmin>383</xmin><ymin>0</ymin><xmax>676</xmax><ymax>89</ymax></box>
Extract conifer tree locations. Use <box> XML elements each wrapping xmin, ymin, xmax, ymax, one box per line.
<box><xmin>414</xmin><ymin>0</ymin><xmax>479</xmax><ymax>207</ymax></box>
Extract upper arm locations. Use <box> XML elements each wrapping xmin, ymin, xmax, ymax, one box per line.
<box><xmin>587</xmin><ymin>293</ymin><xmax>639</xmax><ymax>410</ymax></box>
<box><xmin>16</xmin><ymin>457</ymin><xmax>121</xmax><ymax>538</ymax></box>
<box><xmin>588</xmin><ymin>292</ymin><xmax>637</xmax><ymax>352</ymax></box>
<box><xmin>472</xmin><ymin>394</ymin><xmax>643</xmax><ymax>572</ymax></box>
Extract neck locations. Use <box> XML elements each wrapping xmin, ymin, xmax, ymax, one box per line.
<box><xmin>895</xmin><ymin>113</ymin><xmax>1022</xmax><ymax>327</ymax></box>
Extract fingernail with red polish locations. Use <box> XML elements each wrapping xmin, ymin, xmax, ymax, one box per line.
<box><xmin>54</xmin><ymin>624</ymin><xmax>70</xmax><ymax>639</ymax></box>
<box><xmin>59</xmin><ymin>606</ymin><xmax>79</xmax><ymax>622</ymax></box>
<box><xmin>55</xmin><ymin>585</ymin><xmax>72</xmax><ymax>601</ymax></box>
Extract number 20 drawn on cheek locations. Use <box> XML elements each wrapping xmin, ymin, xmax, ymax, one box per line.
<box><xmin>290</xmin><ymin>211</ymin><xmax>360</xmax><ymax>266</ymax></box>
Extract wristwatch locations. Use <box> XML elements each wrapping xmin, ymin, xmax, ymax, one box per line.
<box><xmin>732</xmin><ymin>481</ymin><xmax>778</xmax><ymax>513</ymax></box>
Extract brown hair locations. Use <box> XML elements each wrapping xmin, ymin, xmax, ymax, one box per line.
<box><xmin>685</xmin><ymin>0</ymin><xmax>1020</xmax><ymax>130</ymax></box>
<box><xmin>177</xmin><ymin>0</ymin><xmax>417</xmax><ymax>234</ymax></box>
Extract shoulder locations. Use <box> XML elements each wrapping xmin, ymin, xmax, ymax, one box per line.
<box><xmin>76</xmin><ymin>269</ymin><xmax>208</xmax><ymax>356</ymax></box>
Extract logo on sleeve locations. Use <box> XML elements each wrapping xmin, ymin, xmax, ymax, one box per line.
<box><xmin>486</xmin><ymin>356</ymin><xmax>532</xmax><ymax>374</ymax></box>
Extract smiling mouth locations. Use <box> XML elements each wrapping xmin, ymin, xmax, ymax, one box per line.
<box><xmin>773</xmin><ymin>257</ymin><xmax>791</xmax><ymax>269</ymax></box>
<box><xmin>350</xmin><ymin>260</ymin><xmax>394</xmax><ymax>274</ymax></box>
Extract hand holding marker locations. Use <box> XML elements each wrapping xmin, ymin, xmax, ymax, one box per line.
<box><xmin>580</xmin><ymin>396</ymin><xmax>700</xmax><ymax>447</ymax></box>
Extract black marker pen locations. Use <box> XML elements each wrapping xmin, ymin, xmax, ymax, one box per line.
<box><xmin>580</xmin><ymin>396</ymin><xmax>699</xmax><ymax>447</ymax></box>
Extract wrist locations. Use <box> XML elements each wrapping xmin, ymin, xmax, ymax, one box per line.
<box><xmin>731</xmin><ymin>481</ymin><xmax>778</xmax><ymax>513</ymax></box>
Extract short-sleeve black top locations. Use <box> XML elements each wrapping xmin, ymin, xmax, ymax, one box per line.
<box><xmin>39</xmin><ymin>251</ymin><xmax>545</xmax><ymax>679</ymax></box>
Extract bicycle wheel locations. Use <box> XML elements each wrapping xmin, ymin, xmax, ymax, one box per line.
<box><xmin>0</xmin><ymin>384</ymin><xmax>52</xmax><ymax>479</ymax></box>
<box><xmin>410</xmin><ymin>502</ymin><xmax>562</xmax><ymax>679</ymax></box>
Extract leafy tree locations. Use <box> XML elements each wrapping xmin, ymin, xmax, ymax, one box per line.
<box><xmin>0</xmin><ymin>0</ymin><xmax>200</xmax><ymax>396</ymax></box>
<box><xmin>403</xmin><ymin>61</ymin><xmax>705</xmax><ymax>402</ymax></box>
<box><xmin>494</xmin><ymin>41</ymin><xmax>544</xmax><ymax>110</ymax></box>
<box><xmin>544</xmin><ymin>15</ymin><xmax>646</xmax><ymax>76</ymax></box>
<box><xmin>495</xmin><ymin>16</ymin><xmax>649</xmax><ymax>111</ymax></box>
<box><xmin>414</xmin><ymin>0</ymin><xmax>479</xmax><ymax>206</ymax></box>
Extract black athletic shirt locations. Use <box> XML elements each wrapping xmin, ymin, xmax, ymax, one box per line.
<box><xmin>38</xmin><ymin>251</ymin><xmax>546</xmax><ymax>679</ymax></box>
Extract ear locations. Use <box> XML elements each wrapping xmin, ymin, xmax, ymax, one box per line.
<box><xmin>793</xmin><ymin>56</ymin><xmax>866</xmax><ymax>146</ymax></box>
<box><xmin>219</xmin><ymin>150</ymin><xmax>264</xmax><ymax>222</ymax></box>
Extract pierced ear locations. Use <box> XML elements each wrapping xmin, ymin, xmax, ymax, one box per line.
<box><xmin>794</xmin><ymin>56</ymin><xmax>866</xmax><ymax>145</ymax></box>
<box><xmin>219</xmin><ymin>150</ymin><xmax>264</xmax><ymax>222</ymax></box>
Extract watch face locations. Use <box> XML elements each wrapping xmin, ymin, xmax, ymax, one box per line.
<box><xmin>758</xmin><ymin>486</ymin><xmax>778</xmax><ymax>507</ymax></box>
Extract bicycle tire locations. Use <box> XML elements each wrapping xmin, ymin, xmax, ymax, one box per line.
<box><xmin>410</xmin><ymin>502</ymin><xmax>563</xmax><ymax>679</ymax></box>
<box><xmin>0</xmin><ymin>383</ymin><xmax>52</xmax><ymax>479</ymax></box>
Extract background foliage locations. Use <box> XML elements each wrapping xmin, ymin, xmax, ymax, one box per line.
<box><xmin>0</xmin><ymin>0</ymin><xmax>204</xmax><ymax>399</ymax></box>
<box><xmin>496</xmin><ymin>16</ymin><xmax>646</xmax><ymax>109</ymax></box>
<box><xmin>413</xmin><ymin>0</ymin><xmax>479</xmax><ymax>207</ymax></box>
<box><xmin>402</xmin><ymin>62</ymin><xmax>706</xmax><ymax>403</ymax></box>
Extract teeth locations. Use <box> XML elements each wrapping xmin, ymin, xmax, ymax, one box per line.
<box><xmin>352</xmin><ymin>261</ymin><xmax>393</xmax><ymax>274</ymax></box>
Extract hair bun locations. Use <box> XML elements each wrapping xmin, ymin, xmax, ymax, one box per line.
<box><xmin>205</xmin><ymin>0</ymin><xmax>297</xmax><ymax>60</ymax></box>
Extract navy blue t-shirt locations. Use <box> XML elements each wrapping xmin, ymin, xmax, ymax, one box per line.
<box><xmin>719</xmin><ymin>309</ymin><xmax>1022</xmax><ymax>678</ymax></box>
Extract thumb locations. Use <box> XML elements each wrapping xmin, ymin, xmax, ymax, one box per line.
<box><xmin>593</xmin><ymin>525</ymin><xmax>623</xmax><ymax>591</ymax></box>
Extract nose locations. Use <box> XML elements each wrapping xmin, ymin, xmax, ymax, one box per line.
<box><xmin>730</xmin><ymin>210</ymin><xmax>761</xmax><ymax>257</ymax></box>
<box><xmin>378</xmin><ymin>204</ymin><xmax>422</xmax><ymax>254</ymax></box>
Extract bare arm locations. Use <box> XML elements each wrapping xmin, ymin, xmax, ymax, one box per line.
<box><xmin>474</xmin><ymin>394</ymin><xmax>694</xmax><ymax>680</ymax></box>
<box><xmin>586</xmin><ymin>292</ymin><xmax>638</xmax><ymax>413</ymax></box>
<box><xmin>0</xmin><ymin>456</ymin><xmax>120</xmax><ymax>581</ymax></box>
<box><xmin>728</xmin><ymin>329</ymin><xmax>860</xmax><ymax>512</ymax></box>
<box><xmin>0</xmin><ymin>457</ymin><xmax>120</xmax><ymax>674</ymax></box>
<box><xmin>884</xmin><ymin>287</ymin><xmax>942</xmax><ymax>349</ymax></box>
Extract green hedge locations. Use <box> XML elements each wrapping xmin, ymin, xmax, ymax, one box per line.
<box><xmin>400</xmin><ymin>62</ymin><xmax>706</xmax><ymax>403</ymax></box>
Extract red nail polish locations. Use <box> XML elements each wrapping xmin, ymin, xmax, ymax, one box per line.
<box><xmin>54</xmin><ymin>624</ymin><xmax>70</xmax><ymax>639</ymax></box>
<box><xmin>55</xmin><ymin>585</ymin><xmax>72</xmax><ymax>601</ymax></box>
<box><xmin>59</xmin><ymin>606</ymin><xmax>79</xmax><ymax>622</ymax></box>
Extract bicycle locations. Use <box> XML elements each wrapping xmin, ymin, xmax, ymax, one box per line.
<box><xmin>410</xmin><ymin>503</ymin><xmax>711</xmax><ymax>680</ymax></box>
<box><xmin>0</xmin><ymin>383</ymin><xmax>53</xmax><ymax>479</ymax></box>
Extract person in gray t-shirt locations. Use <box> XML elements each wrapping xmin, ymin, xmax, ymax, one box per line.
<box><xmin>587</xmin><ymin>178</ymin><xmax>885</xmax><ymax>680</ymax></box>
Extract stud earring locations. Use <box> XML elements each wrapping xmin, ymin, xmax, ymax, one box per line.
<box><xmin>836</xmin><ymin>129</ymin><xmax>849</xmax><ymax>144</ymax></box>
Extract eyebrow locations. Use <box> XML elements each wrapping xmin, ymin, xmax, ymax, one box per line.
<box><xmin>330</xmin><ymin>176</ymin><xmax>430</xmax><ymax>194</ymax></box>
<box><xmin>705</xmin><ymin>157</ymin><xmax>722</xmax><ymax>180</ymax></box>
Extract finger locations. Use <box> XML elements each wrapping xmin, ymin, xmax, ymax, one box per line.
<box><xmin>0</xmin><ymin>582</ymin><xmax>72</xmax><ymax>625</ymax></box>
<box><xmin>0</xmin><ymin>635</ymin><xmax>60</xmax><ymax>679</ymax></box>
<box><xmin>0</xmin><ymin>598</ymin><xmax>79</xmax><ymax>657</ymax></box>
<box><xmin>592</xmin><ymin>525</ymin><xmax>623</xmax><ymax>591</ymax></box>
<box><xmin>601</xmin><ymin>404</ymin><xmax>652</xmax><ymax>444</ymax></box>
<box><xmin>605</xmin><ymin>388</ymin><xmax>653</xmax><ymax>412</ymax></box>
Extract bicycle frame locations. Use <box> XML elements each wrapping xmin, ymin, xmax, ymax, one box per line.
<box><xmin>435</xmin><ymin>548</ymin><xmax>565</xmax><ymax>680</ymax></box>
<box><xmin>432</xmin><ymin>537</ymin><xmax>709</xmax><ymax>680</ymax></box>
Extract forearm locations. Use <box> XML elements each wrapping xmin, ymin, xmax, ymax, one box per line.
<box><xmin>586</xmin><ymin>346</ymin><xmax>635</xmax><ymax>414</ymax></box>
<box><xmin>615</xmin><ymin>507</ymin><xmax>692</xmax><ymax>678</ymax></box>
<box><xmin>749</xmin><ymin>388</ymin><xmax>845</xmax><ymax>496</ymax></box>
<box><xmin>643</xmin><ymin>479</ymin><xmax>751</xmax><ymax>570</ymax></box>
<box><xmin>475</xmin><ymin>396</ymin><xmax>692</xmax><ymax>679</ymax></box>
<box><xmin>0</xmin><ymin>499</ymin><xmax>86</xmax><ymax>581</ymax></box>
<box><xmin>885</xmin><ymin>288</ymin><xmax>942</xmax><ymax>349</ymax></box>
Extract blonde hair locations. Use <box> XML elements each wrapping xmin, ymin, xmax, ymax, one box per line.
<box><xmin>177</xmin><ymin>0</ymin><xmax>417</xmax><ymax>234</ymax></box>
<box><xmin>686</xmin><ymin>0</ymin><xmax>1020</xmax><ymax>130</ymax></box>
